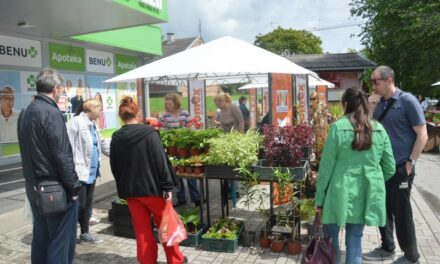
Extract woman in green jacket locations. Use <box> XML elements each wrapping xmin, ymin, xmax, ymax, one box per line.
<box><xmin>315</xmin><ymin>87</ymin><xmax>396</xmax><ymax>264</ymax></box>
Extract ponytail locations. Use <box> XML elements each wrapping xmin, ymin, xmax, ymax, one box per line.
<box><xmin>342</xmin><ymin>88</ymin><xmax>372</xmax><ymax>151</ymax></box>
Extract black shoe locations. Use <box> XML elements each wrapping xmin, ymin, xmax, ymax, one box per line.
<box><xmin>173</xmin><ymin>201</ymin><xmax>187</xmax><ymax>208</ymax></box>
<box><xmin>183</xmin><ymin>256</ymin><xmax>188</xmax><ymax>263</ymax></box>
<box><xmin>194</xmin><ymin>199</ymin><xmax>207</xmax><ymax>207</ymax></box>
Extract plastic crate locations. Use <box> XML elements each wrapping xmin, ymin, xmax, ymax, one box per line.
<box><xmin>204</xmin><ymin>165</ymin><xmax>238</xmax><ymax>179</ymax></box>
<box><xmin>252</xmin><ymin>159</ymin><xmax>309</xmax><ymax>181</ymax></box>
<box><xmin>201</xmin><ymin>225</ymin><xmax>243</xmax><ymax>252</ymax></box>
<box><xmin>180</xmin><ymin>224</ymin><xmax>207</xmax><ymax>247</ymax></box>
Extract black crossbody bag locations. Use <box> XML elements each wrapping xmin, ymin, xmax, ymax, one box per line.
<box><xmin>20</xmin><ymin>106</ymin><xmax>68</xmax><ymax>217</ymax></box>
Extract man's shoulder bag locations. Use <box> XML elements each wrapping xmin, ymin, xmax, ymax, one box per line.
<box><xmin>35</xmin><ymin>180</ymin><xmax>68</xmax><ymax>217</ymax></box>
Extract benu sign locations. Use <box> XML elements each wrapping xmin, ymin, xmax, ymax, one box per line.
<box><xmin>0</xmin><ymin>34</ymin><xmax>42</xmax><ymax>68</ymax></box>
<box><xmin>86</xmin><ymin>49</ymin><xmax>114</xmax><ymax>74</ymax></box>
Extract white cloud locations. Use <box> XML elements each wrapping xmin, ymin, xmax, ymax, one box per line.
<box><xmin>160</xmin><ymin>0</ymin><xmax>364</xmax><ymax>53</ymax></box>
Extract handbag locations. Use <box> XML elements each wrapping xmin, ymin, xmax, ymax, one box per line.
<box><xmin>35</xmin><ymin>180</ymin><xmax>68</xmax><ymax>217</ymax></box>
<box><xmin>302</xmin><ymin>213</ymin><xmax>336</xmax><ymax>264</ymax></box>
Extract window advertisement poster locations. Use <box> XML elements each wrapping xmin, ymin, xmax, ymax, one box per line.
<box><xmin>48</xmin><ymin>43</ymin><xmax>85</xmax><ymax>72</ymax></box>
<box><xmin>263</xmin><ymin>88</ymin><xmax>269</xmax><ymax>115</ymax></box>
<box><xmin>249</xmin><ymin>88</ymin><xmax>257</xmax><ymax>129</ymax></box>
<box><xmin>188</xmin><ymin>79</ymin><xmax>206</xmax><ymax>129</ymax></box>
<box><xmin>0</xmin><ymin>34</ymin><xmax>42</xmax><ymax>68</ymax></box>
<box><xmin>0</xmin><ymin>70</ymin><xmax>22</xmax><ymax>145</ymax></box>
<box><xmin>116</xmin><ymin>81</ymin><xmax>138</xmax><ymax>126</ymax></box>
<box><xmin>86</xmin><ymin>49</ymin><xmax>114</xmax><ymax>74</ymax></box>
<box><xmin>60</xmin><ymin>73</ymin><xmax>85</xmax><ymax>116</ymax></box>
<box><xmin>295</xmin><ymin>74</ymin><xmax>308</xmax><ymax>124</ymax></box>
<box><xmin>270</xmin><ymin>73</ymin><xmax>293</xmax><ymax>127</ymax></box>
<box><xmin>317</xmin><ymin>85</ymin><xmax>328</xmax><ymax>105</ymax></box>
<box><xmin>86</xmin><ymin>75</ymin><xmax>117</xmax><ymax>129</ymax></box>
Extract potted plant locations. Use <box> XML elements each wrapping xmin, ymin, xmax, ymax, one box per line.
<box><xmin>184</xmin><ymin>158</ymin><xmax>194</xmax><ymax>174</ymax></box>
<box><xmin>256</xmin><ymin>188</ymin><xmax>271</xmax><ymax>248</ymax></box>
<box><xmin>287</xmin><ymin>181</ymin><xmax>302</xmax><ymax>255</ymax></box>
<box><xmin>169</xmin><ymin>156</ymin><xmax>178</xmax><ymax>171</ymax></box>
<box><xmin>161</xmin><ymin>129</ymin><xmax>178</xmax><ymax>156</ymax></box>
<box><xmin>253</xmin><ymin>125</ymin><xmax>312</xmax><ymax>181</ymax></box>
<box><xmin>270</xmin><ymin>168</ymin><xmax>293</xmax><ymax>252</ymax></box>
<box><xmin>175</xmin><ymin>128</ymin><xmax>192</xmax><ymax>158</ymax></box>
<box><xmin>175</xmin><ymin>159</ymin><xmax>186</xmax><ymax>174</ymax></box>
<box><xmin>192</xmin><ymin>155</ymin><xmax>205</xmax><ymax>175</ymax></box>
<box><xmin>205</xmin><ymin>130</ymin><xmax>261</xmax><ymax>179</ymax></box>
<box><xmin>300</xmin><ymin>198</ymin><xmax>316</xmax><ymax>239</ymax></box>
<box><xmin>179</xmin><ymin>207</ymin><xmax>206</xmax><ymax>247</ymax></box>
<box><xmin>201</xmin><ymin>218</ymin><xmax>243</xmax><ymax>252</ymax></box>
<box><xmin>235</xmin><ymin>165</ymin><xmax>260</xmax><ymax>247</ymax></box>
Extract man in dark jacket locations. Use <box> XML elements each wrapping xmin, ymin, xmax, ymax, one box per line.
<box><xmin>18</xmin><ymin>68</ymin><xmax>81</xmax><ymax>264</ymax></box>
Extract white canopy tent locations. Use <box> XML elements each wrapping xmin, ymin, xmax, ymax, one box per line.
<box><xmin>432</xmin><ymin>81</ymin><xmax>440</xmax><ymax>86</ymax></box>
<box><xmin>106</xmin><ymin>36</ymin><xmax>316</xmax><ymax>84</ymax></box>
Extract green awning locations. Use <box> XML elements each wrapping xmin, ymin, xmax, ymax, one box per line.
<box><xmin>72</xmin><ymin>25</ymin><xmax>163</xmax><ymax>55</ymax></box>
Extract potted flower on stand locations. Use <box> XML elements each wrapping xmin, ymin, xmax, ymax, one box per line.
<box><xmin>287</xmin><ymin>181</ymin><xmax>302</xmax><ymax>255</ymax></box>
<box><xmin>175</xmin><ymin>159</ymin><xmax>186</xmax><ymax>174</ymax></box>
<box><xmin>235</xmin><ymin>164</ymin><xmax>260</xmax><ymax>247</ymax></box>
<box><xmin>270</xmin><ymin>168</ymin><xmax>293</xmax><ymax>252</ymax></box>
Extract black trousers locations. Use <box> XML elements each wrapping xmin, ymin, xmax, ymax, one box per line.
<box><xmin>78</xmin><ymin>182</ymin><xmax>96</xmax><ymax>234</ymax></box>
<box><xmin>379</xmin><ymin>163</ymin><xmax>420</xmax><ymax>262</ymax></box>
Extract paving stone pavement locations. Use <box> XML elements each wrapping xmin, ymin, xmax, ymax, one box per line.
<box><xmin>1</xmin><ymin>154</ymin><xmax>440</xmax><ymax>264</ymax></box>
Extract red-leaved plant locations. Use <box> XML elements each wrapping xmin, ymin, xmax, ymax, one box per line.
<box><xmin>262</xmin><ymin>125</ymin><xmax>313</xmax><ymax>167</ymax></box>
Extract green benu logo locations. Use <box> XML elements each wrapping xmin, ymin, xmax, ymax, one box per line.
<box><xmin>130</xmin><ymin>83</ymin><xmax>136</xmax><ymax>89</ymax></box>
<box><xmin>28</xmin><ymin>47</ymin><xmax>38</xmax><ymax>58</ymax></box>
<box><xmin>106</xmin><ymin>57</ymin><xmax>112</xmax><ymax>66</ymax></box>
<box><xmin>27</xmin><ymin>75</ymin><xmax>36</xmax><ymax>87</ymax></box>
<box><xmin>106</xmin><ymin>96</ymin><xmax>114</xmax><ymax>107</ymax></box>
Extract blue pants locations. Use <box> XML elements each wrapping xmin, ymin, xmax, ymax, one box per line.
<box><xmin>26</xmin><ymin>182</ymin><xmax>78</xmax><ymax>264</ymax></box>
<box><xmin>324</xmin><ymin>223</ymin><xmax>364</xmax><ymax>264</ymax></box>
<box><xmin>176</xmin><ymin>178</ymin><xmax>200</xmax><ymax>203</ymax></box>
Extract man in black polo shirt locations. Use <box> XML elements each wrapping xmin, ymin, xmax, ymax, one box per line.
<box><xmin>363</xmin><ymin>66</ymin><xmax>428</xmax><ymax>264</ymax></box>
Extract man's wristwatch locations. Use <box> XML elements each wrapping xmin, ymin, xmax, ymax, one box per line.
<box><xmin>407</xmin><ymin>158</ymin><xmax>416</xmax><ymax>166</ymax></box>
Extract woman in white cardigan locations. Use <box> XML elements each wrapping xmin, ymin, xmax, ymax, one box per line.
<box><xmin>67</xmin><ymin>99</ymin><xmax>110</xmax><ymax>244</ymax></box>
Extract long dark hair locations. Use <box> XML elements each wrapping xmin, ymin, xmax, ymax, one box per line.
<box><xmin>342</xmin><ymin>87</ymin><xmax>372</xmax><ymax>151</ymax></box>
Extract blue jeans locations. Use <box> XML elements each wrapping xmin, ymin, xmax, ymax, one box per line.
<box><xmin>177</xmin><ymin>178</ymin><xmax>200</xmax><ymax>203</ymax></box>
<box><xmin>26</xmin><ymin>182</ymin><xmax>78</xmax><ymax>264</ymax></box>
<box><xmin>324</xmin><ymin>223</ymin><xmax>364</xmax><ymax>264</ymax></box>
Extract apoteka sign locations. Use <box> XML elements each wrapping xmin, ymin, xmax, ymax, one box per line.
<box><xmin>48</xmin><ymin>43</ymin><xmax>85</xmax><ymax>71</ymax></box>
<box><xmin>86</xmin><ymin>49</ymin><xmax>114</xmax><ymax>74</ymax></box>
<box><xmin>0</xmin><ymin>35</ymin><xmax>42</xmax><ymax>68</ymax></box>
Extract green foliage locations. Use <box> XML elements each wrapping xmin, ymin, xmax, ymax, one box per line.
<box><xmin>254</xmin><ymin>27</ymin><xmax>323</xmax><ymax>55</ymax></box>
<box><xmin>202</xmin><ymin>218</ymin><xmax>243</xmax><ymax>240</ymax></box>
<box><xmin>273</xmin><ymin>168</ymin><xmax>293</xmax><ymax>239</ymax></box>
<box><xmin>299</xmin><ymin>198</ymin><xmax>315</xmax><ymax>223</ymax></box>
<box><xmin>328</xmin><ymin>104</ymin><xmax>344</xmax><ymax>121</ymax></box>
<box><xmin>179</xmin><ymin>207</ymin><xmax>200</xmax><ymax>232</ymax></box>
<box><xmin>205</xmin><ymin>130</ymin><xmax>262</xmax><ymax>167</ymax></box>
<box><xmin>351</xmin><ymin>0</ymin><xmax>440</xmax><ymax>96</ymax></box>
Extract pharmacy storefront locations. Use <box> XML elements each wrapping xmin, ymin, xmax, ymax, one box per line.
<box><xmin>0</xmin><ymin>0</ymin><xmax>167</xmax><ymax>164</ymax></box>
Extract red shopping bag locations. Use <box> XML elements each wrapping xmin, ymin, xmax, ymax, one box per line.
<box><xmin>159</xmin><ymin>201</ymin><xmax>187</xmax><ymax>246</ymax></box>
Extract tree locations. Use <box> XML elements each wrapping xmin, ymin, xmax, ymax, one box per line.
<box><xmin>254</xmin><ymin>27</ymin><xmax>323</xmax><ymax>55</ymax></box>
<box><xmin>351</xmin><ymin>0</ymin><xmax>440</xmax><ymax>96</ymax></box>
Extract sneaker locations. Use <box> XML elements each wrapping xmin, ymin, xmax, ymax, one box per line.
<box><xmin>393</xmin><ymin>256</ymin><xmax>419</xmax><ymax>264</ymax></box>
<box><xmin>79</xmin><ymin>233</ymin><xmax>104</xmax><ymax>244</ymax></box>
<box><xmin>363</xmin><ymin>247</ymin><xmax>395</xmax><ymax>260</ymax></box>
<box><xmin>89</xmin><ymin>216</ymin><xmax>101</xmax><ymax>225</ymax></box>
<box><xmin>183</xmin><ymin>256</ymin><xmax>188</xmax><ymax>263</ymax></box>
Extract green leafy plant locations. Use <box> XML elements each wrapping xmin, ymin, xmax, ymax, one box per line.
<box><xmin>235</xmin><ymin>165</ymin><xmax>262</xmax><ymax>236</ymax></box>
<box><xmin>256</xmin><ymin>188</ymin><xmax>270</xmax><ymax>239</ymax></box>
<box><xmin>272</xmin><ymin>168</ymin><xmax>293</xmax><ymax>240</ymax></box>
<box><xmin>299</xmin><ymin>198</ymin><xmax>315</xmax><ymax>223</ymax></box>
<box><xmin>179</xmin><ymin>207</ymin><xmax>201</xmax><ymax>233</ymax></box>
<box><xmin>205</xmin><ymin>130</ymin><xmax>262</xmax><ymax>167</ymax></box>
<box><xmin>328</xmin><ymin>103</ymin><xmax>344</xmax><ymax>121</ymax></box>
<box><xmin>202</xmin><ymin>218</ymin><xmax>243</xmax><ymax>240</ymax></box>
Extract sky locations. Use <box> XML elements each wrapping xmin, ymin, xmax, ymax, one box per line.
<box><xmin>160</xmin><ymin>0</ymin><xmax>365</xmax><ymax>53</ymax></box>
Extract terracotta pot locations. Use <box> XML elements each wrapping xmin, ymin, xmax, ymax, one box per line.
<box><xmin>287</xmin><ymin>240</ymin><xmax>302</xmax><ymax>255</ymax></box>
<box><xmin>177</xmin><ymin>148</ymin><xmax>189</xmax><ymax>158</ymax></box>
<box><xmin>270</xmin><ymin>238</ymin><xmax>285</xmax><ymax>252</ymax></box>
<box><xmin>190</xmin><ymin>148</ymin><xmax>200</xmax><ymax>156</ymax></box>
<box><xmin>193</xmin><ymin>166</ymin><xmax>204</xmax><ymax>175</ymax></box>
<box><xmin>185</xmin><ymin>166</ymin><xmax>193</xmax><ymax>174</ymax></box>
<box><xmin>177</xmin><ymin>166</ymin><xmax>185</xmax><ymax>174</ymax></box>
<box><xmin>259</xmin><ymin>236</ymin><xmax>271</xmax><ymax>248</ymax></box>
<box><xmin>167</xmin><ymin>146</ymin><xmax>177</xmax><ymax>156</ymax></box>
